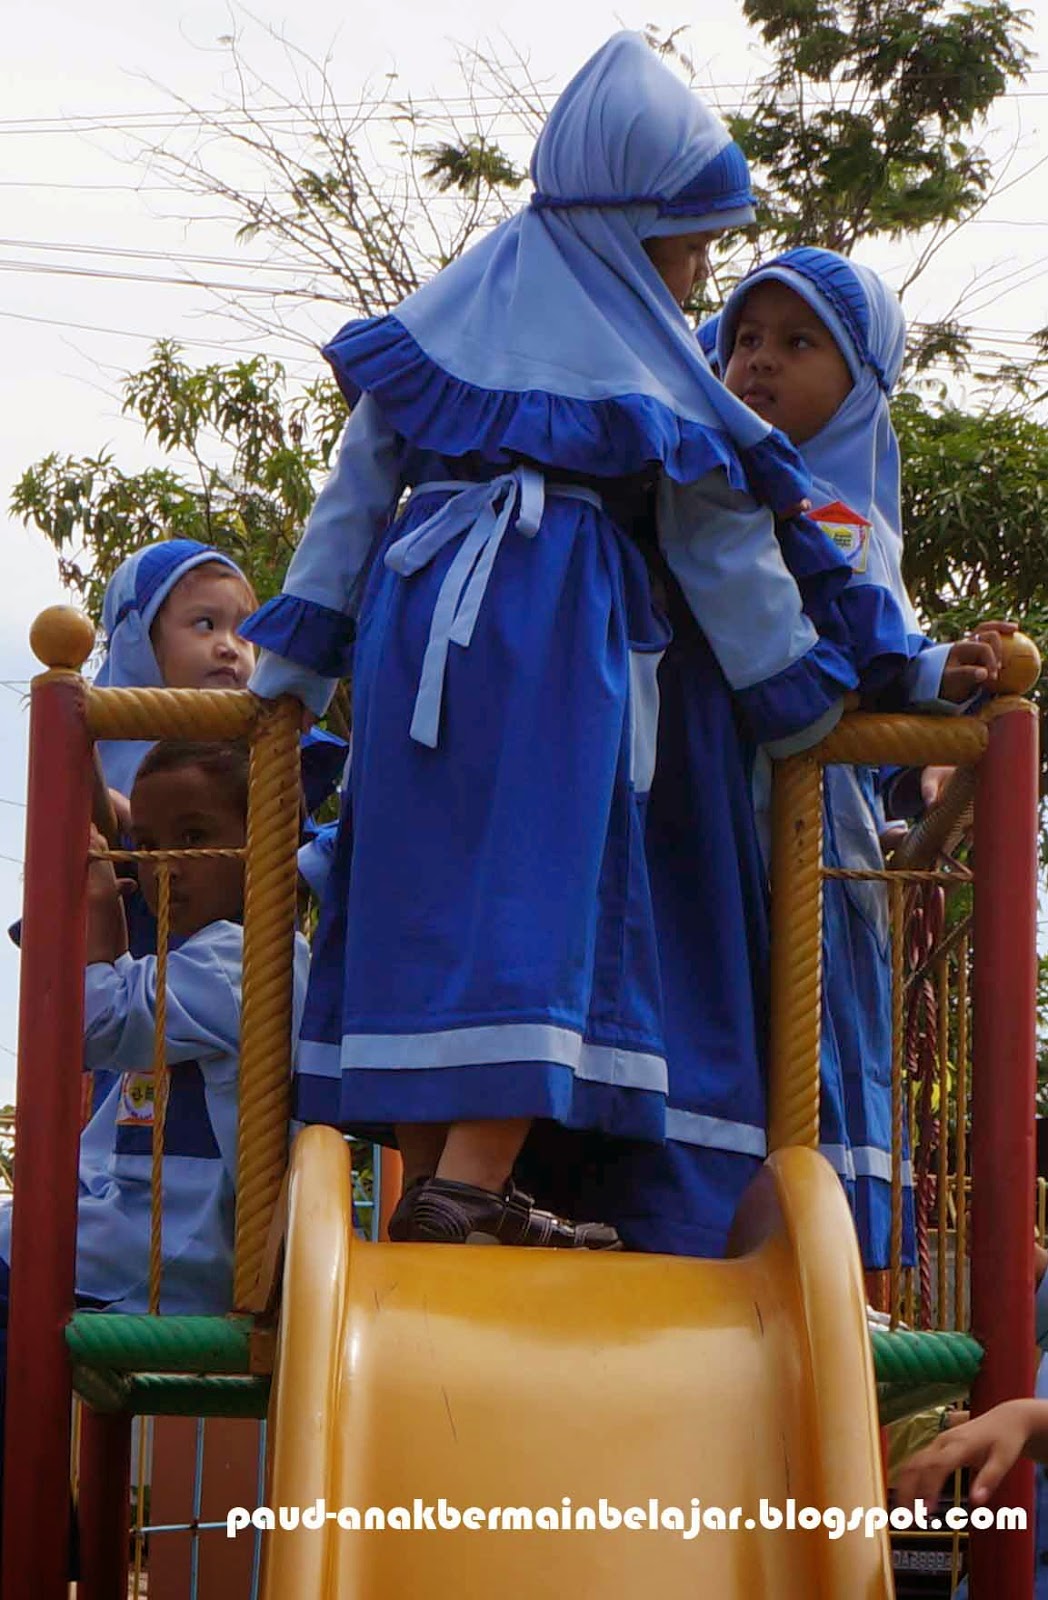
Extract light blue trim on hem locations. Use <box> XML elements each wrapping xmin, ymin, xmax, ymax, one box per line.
<box><xmin>298</xmin><ymin>1024</ymin><xmax>668</xmax><ymax>1093</ymax></box>
<box><xmin>820</xmin><ymin>1142</ymin><xmax>914</xmax><ymax>1185</ymax></box>
<box><xmin>664</xmin><ymin>1107</ymin><xmax>767</xmax><ymax>1158</ymax></box>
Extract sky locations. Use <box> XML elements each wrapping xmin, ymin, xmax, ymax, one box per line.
<box><xmin>2</xmin><ymin>0</ymin><xmax>1048</xmax><ymax>1102</ymax></box>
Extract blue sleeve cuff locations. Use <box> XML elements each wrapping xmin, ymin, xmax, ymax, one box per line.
<box><xmin>904</xmin><ymin>642</ymin><xmax>952</xmax><ymax>707</ymax></box>
<box><xmin>834</xmin><ymin>589</ymin><xmax>922</xmax><ymax>694</ymax></box>
<box><xmin>734</xmin><ymin>636</ymin><xmax>856</xmax><ymax>748</ymax></box>
<box><xmin>241</xmin><ymin>593</ymin><xmax>355</xmax><ymax>679</ymax></box>
<box><xmin>249</xmin><ymin>651</ymin><xmax>340</xmax><ymax>719</ymax></box>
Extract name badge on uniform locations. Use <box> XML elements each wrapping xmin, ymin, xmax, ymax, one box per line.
<box><xmin>116</xmin><ymin>1071</ymin><xmax>155</xmax><ymax>1128</ymax></box>
<box><xmin>809</xmin><ymin>500</ymin><xmax>871</xmax><ymax>575</ymax></box>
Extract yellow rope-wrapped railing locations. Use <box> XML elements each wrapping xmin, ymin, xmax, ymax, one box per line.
<box><xmin>889</xmin><ymin>879</ymin><xmax>906</xmax><ymax>1325</ymax></box>
<box><xmin>817</xmin><ymin>713</ymin><xmax>988</xmax><ymax>768</ymax></box>
<box><xmin>80</xmin><ymin>669</ymin><xmax>302</xmax><ymax>1306</ymax></box>
<box><xmin>767</xmin><ymin>754</ymin><xmax>824</xmax><ymax>1152</ymax></box>
<box><xmin>148</xmin><ymin>864</ymin><xmax>171</xmax><ymax>1316</ymax></box>
<box><xmin>767</xmin><ymin>712</ymin><xmax>990</xmax><ymax>1158</ymax></box>
<box><xmin>85</xmin><ymin>685</ymin><xmax>256</xmax><ymax>742</ymax></box>
<box><xmin>234</xmin><ymin>696</ymin><xmax>302</xmax><ymax>1305</ymax></box>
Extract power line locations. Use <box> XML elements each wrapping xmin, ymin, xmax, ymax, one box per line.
<box><xmin>8</xmin><ymin>253</ymin><xmax>1042</xmax><ymax>348</ymax></box>
<box><xmin>0</xmin><ymin>304</ymin><xmax>323</xmax><ymax>364</ymax></box>
<box><xmin>2</xmin><ymin>68</ymin><xmax>1048</xmax><ymax>129</ymax></box>
<box><xmin>0</xmin><ymin>258</ymin><xmax>339</xmax><ymax>300</ymax></box>
<box><xmin>0</xmin><ymin>235</ymin><xmax>349</xmax><ymax>278</ymax></box>
<box><xmin>4</xmin><ymin>86</ymin><xmax>1048</xmax><ymax>139</ymax></box>
<box><xmin>4</xmin><ymin>175</ymin><xmax>1048</xmax><ymax>240</ymax></box>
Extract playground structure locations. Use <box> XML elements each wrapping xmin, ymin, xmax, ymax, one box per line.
<box><xmin>0</xmin><ymin>605</ymin><xmax>1041</xmax><ymax>1598</ymax></box>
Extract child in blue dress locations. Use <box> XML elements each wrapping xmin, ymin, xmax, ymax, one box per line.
<box><xmin>242</xmin><ymin>34</ymin><xmax>913</xmax><ymax>1250</ymax></box>
<box><xmin>698</xmin><ymin>248</ymin><xmax>1001</xmax><ymax>1264</ymax></box>
<box><xmin>2</xmin><ymin>739</ymin><xmax>310</xmax><ymax>1312</ymax></box>
<box><xmin>0</xmin><ymin>741</ymin><xmax>310</xmax><ymax>1534</ymax></box>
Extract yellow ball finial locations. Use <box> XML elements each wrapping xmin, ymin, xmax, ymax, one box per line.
<box><xmin>997</xmin><ymin>630</ymin><xmax>1041</xmax><ymax>696</ymax></box>
<box><xmin>29</xmin><ymin>606</ymin><xmax>96</xmax><ymax>672</ymax></box>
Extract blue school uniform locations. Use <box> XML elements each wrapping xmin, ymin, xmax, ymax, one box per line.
<box><xmin>699</xmin><ymin>248</ymin><xmax>957</xmax><ymax>1265</ymax></box>
<box><xmin>87</xmin><ymin>541</ymin><xmax>341</xmax><ymax>1107</ymax></box>
<box><xmin>0</xmin><ymin>922</ymin><xmax>309</xmax><ymax>1312</ymax></box>
<box><xmin>243</xmin><ymin>36</ymin><xmax>904</xmax><ymax>1173</ymax></box>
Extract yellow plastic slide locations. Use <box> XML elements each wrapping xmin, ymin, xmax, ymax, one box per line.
<box><xmin>261</xmin><ymin>1126</ymin><xmax>893</xmax><ymax>1598</ymax></box>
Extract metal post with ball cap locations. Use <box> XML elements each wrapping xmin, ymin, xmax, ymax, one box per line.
<box><xmin>3</xmin><ymin>608</ymin><xmax>96</xmax><ymax>1600</ymax></box>
<box><xmin>969</xmin><ymin>626</ymin><xmax>1041</xmax><ymax>1600</ymax></box>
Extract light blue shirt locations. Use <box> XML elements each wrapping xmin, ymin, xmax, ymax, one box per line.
<box><xmin>0</xmin><ymin>921</ymin><xmax>309</xmax><ymax>1314</ymax></box>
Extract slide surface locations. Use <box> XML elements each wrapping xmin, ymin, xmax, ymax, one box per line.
<box><xmin>262</xmin><ymin>1127</ymin><xmax>893</xmax><ymax>1598</ymax></box>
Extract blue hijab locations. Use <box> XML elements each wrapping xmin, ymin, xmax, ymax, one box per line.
<box><xmin>93</xmin><ymin>540</ymin><xmax>245</xmax><ymax>796</ymax></box>
<box><xmin>94</xmin><ymin>539</ymin><xmax>349</xmax><ymax>810</ymax></box>
<box><xmin>701</xmin><ymin>247</ymin><xmax>918</xmax><ymax>630</ymax></box>
<box><xmin>321</xmin><ymin>32</ymin><xmax>809</xmax><ymax>512</ymax></box>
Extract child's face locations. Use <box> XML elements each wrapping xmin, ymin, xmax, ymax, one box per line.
<box><xmin>151</xmin><ymin>564</ymin><xmax>257</xmax><ymax>691</ymax></box>
<box><xmin>644</xmin><ymin>232</ymin><xmax>716</xmax><ymax>308</ymax></box>
<box><xmin>130</xmin><ymin>765</ymin><xmax>246</xmax><ymax>939</ymax></box>
<box><xmin>723</xmin><ymin>280</ymin><xmax>853</xmax><ymax>444</ymax></box>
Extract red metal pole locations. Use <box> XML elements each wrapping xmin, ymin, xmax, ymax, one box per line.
<box><xmin>970</xmin><ymin>699</ymin><xmax>1039</xmax><ymax>1597</ymax></box>
<box><xmin>2</xmin><ymin>671</ymin><xmax>92</xmax><ymax>1600</ymax></box>
<box><xmin>77</xmin><ymin>1409</ymin><xmax>132</xmax><ymax>1600</ymax></box>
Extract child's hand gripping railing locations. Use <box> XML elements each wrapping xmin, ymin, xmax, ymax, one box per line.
<box><xmin>3</xmin><ymin>607</ymin><xmax>301</xmax><ymax>1600</ymax></box>
<box><xmin>767</xmin><ymin>632</ymin><xmax>1042</xmax><ymax>1600</ymax></box>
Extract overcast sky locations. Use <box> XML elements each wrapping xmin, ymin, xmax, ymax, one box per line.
<box><xmin>2</xmin><ymin>0</ymin><xmax>1047</xmax><ymax>1103</ymax></box>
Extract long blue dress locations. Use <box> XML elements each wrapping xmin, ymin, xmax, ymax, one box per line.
<box><xmin>242</xmin><ymin>35</ymin><xmax>915</xmax><ymax>1229</ymax></box>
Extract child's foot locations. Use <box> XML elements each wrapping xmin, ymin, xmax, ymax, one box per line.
<box><xmin>401</xmin><ymin>1177</ymin><xmax>621</xmax><ymax>1249</ymax></box>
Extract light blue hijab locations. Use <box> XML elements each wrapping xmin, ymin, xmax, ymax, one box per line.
<box><xmin>701</xmin><ymin>247</ymin><xmax>917</xmax><ymax>628</ymax></box>
<box><xmin>93</xmin><ymin>539</ymin><xmax>245</xmax><ymax>796</ymax></box>
<box><xmin>322</xmin><ymin>32</ymin><xmax>809</xmax><ymax>510</ymax></box>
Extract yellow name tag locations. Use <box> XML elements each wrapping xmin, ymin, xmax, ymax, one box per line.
<box><xmin>116</xmin><ymin>1071</ymin><xmax>155</xmax><ymax>1127</ymax></box>
<box><xmin>810</xmin><ymin>500</ymin><xmax>872</xmax><ymax>575</ymax></box>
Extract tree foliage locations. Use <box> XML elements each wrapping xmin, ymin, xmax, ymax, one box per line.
<box><xmin>896</xmin><ymin>395</ymin><xmax>1048</xmax><ymax>624</ymax></box>
<box><xmin>12</xmin><ymin>341</ymin><xmax>345</xmax><ymax>616</ymax></box>
<box><xmin>731</xmin><ymin>0</ymin><xmax>1031</xmax><ymax>258</ymax></box>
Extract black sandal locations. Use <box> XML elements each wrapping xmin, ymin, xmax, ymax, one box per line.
<box><xmin>400</xmin><ymin>1176</ymin><xmax>621</xmax><ymax>1250</ymax></box>
<box><xmin>386</xmin><ymin>1176</ymin><xmax>429</xmax><ymax>1242</ymax></box>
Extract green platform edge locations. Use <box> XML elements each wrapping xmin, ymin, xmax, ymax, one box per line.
<box><xmin>67</xmin><ymin>1313</ymin><xmax>269</xmax><ymax>1418</ymax></box>
<box><xmin>66</xmin><ymin>1313</ymin><xmax>982</xmax><ymax>1426</ymax></box>
<box><xmin>872</xmin><ymin>1328</ymin><xmax>984</xmax><ymax>1425</ymax></box>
